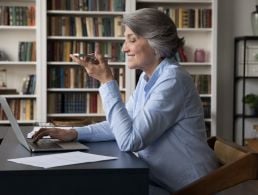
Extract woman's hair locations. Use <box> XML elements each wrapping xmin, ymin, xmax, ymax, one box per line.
<box><xmin>122</xmin><ymin>8</ymin><xmax>184</xmax><ymax>58</ymax></box>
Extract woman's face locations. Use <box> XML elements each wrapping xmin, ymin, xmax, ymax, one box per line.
<box><xmin>122</xmin><ymin>26</ymin><xmax>161</xmax><ymax>76</ymax></box>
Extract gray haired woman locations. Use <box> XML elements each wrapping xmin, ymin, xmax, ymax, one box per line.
<box><xmin>33</xmin><ymin>8</ymin><xmax>219</xmax><ymax>195</ymax></box>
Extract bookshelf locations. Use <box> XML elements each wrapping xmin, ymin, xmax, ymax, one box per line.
<box><xmin>233</xmin><ymin>36</ymin><xmax>258</xmax><ymax>145</ymax></box>
<box><xmin>0</xmin><ymin>0</ymin><xmax>39</xmax><ymax>124</ymax></box>
<box><xmin>130</xmin><ymin>0</ymin><xmax>218</xmax><ymax>137</ymax></box>
<box><xmin>0</xmin><ymin>0</ymin><xmax>217</xmax><ymax>136</ymax></box>
<box><xmin>40</xmin><ymin>0</ymin><xmax>133</xmax><ymax>124</ymax></box>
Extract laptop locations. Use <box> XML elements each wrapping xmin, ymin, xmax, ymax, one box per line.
<box><xmin>0</xmin><ymin>96</ymin><xmax>88</xmax><ymax>152</ymax></box>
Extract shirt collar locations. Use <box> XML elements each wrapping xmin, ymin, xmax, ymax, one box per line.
<box><xmin>143</xmin><ymin>58</ymin><xmax>173</xmax><ymax>93</ymax></box>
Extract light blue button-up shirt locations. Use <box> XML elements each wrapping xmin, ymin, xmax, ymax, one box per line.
<box><xmin>75</xmin><ymin>58</ymin><xmax>218</xmax><ymax>194</ymax></box>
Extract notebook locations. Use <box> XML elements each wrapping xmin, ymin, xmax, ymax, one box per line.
<box><xmin>0</xmin><ymin>96</ymin><xmax>88</xmax><ymax>152</ymax></box>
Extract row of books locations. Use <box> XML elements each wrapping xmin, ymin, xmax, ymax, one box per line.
<box><xmin>201</xmin><ymin>97</ymin><xmax>211</xmax><ymax>118</ymax></box>
<box><xmin>47</xmin><ymin>0</ymin><xmax>125</xmax><ymax>11</ymax></box>
<box><xmin>48</xmin><ymin>92</ymin><xmax>103</xmax><ymax>114</ymax></box>
<box><xmin>174</xmin><ymin>47</ymin><xmax>188</xmax><ymax>62</ymax></box>
<box><xmin>157</xmin><ymin>7</ymin><xmax>212</xmax><ymax>28</ymax></box>
<box><xmin>0</xmin><ymin>99</ymin><xmax>35</xmax><ymax>120</ymax></box>
<box><xmin>48</xmin><ymin>92</ymin><xmax>125</xmax><ymax>114</ymax></box>
<box><xmin>48</xmin><ymin>15</ymin><xmax>123</xmax><ymax>37</ymax></box>
<box><xmin>48</xmin><ymin>66</ymin><xmax>125</xmax><ymax>89</ymax></box>
<box><xmin>191</xmin><ymin>74</ymin><xmax>211</xmax><ymax>94</ymax></box>
<box><xmin>47</xmin><ymin>41</ymin><xmax>125</xmax><ymax>62</ymax></box>
<box><xmin>21</xmin><ymin>74</ymin><xmax>36</xmax><ymax>95</ymax></box>
<box><xmin>0</xmin><ymin>6</ymin><xmax>35</xmax><ymax>26</ymax></box>
<box><xmin>18</xmin><ymin>41</ymin><xmax>36</xmax><ymax>62</ymax></box>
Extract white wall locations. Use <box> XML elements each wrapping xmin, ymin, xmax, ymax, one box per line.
<box><xmin>217</xmin><ymin>0</ymin><xmax>257</xmax><ymax>140</ymax></box>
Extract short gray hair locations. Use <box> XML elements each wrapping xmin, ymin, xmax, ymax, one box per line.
<box><xmin>123</xmin><ymin>8</ymin><xmax>184</xmax><ymax>58</ymax></box>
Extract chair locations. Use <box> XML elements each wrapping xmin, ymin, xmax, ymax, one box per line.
<box><xmin>174</xmin><ymin>136</ymin><xmax>258</xmax><ymax>195</ymax></box>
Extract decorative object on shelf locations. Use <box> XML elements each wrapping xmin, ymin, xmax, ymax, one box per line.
<box><xmin>251</xmin><ymin>5</ymin><xmax>258</xmax><ymax>36</ymax></box>
<box><xmin>0</xmin><ymin>51</ymin><xmax>9</xmax><ymax>61</ymax></box>
<box><xmin>194</xmin><ymin>48</ymin><xmax>205</xmax><ymax>62</ymax></box>
<box><xmin>242</xmin><ymin>93</ymin><xmax>258</xmax><ymax>115</ymax></box>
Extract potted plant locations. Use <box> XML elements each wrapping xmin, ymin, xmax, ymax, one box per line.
<box><xmin>242</xmin><ymin>93</ymin><xmax>258</xmax><ymax>115</ymax></box>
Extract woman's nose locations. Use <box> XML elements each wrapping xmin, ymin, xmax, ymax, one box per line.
<box><xmin>122</xmin><ymin>42</ymin><xmax>128</xmax><ymax>52</ymax></box>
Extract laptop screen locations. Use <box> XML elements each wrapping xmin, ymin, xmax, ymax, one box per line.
<box><xmin>0</xmin><ymin>96</ymin><xmax>31</xmax><ymax>150</ymax></box>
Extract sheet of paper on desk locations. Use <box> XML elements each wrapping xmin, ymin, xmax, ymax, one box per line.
<box><xmin>8</xmin><ymin>151</ymin><xmax>118</xmax><ymax>169</ymax></box>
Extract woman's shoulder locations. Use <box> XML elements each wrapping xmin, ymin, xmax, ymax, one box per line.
<box><xmin>161</xmin><ymin>59</ymin><xmax>190</xmax><ymax>80</ymax></box>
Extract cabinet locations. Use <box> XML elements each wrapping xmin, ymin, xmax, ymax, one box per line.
<box><xmin>0</xmin><ymin>0</ymin><xmax>40</xmax><ymax>124</ymax></box>
<box><xmin>233</xmin><ymin>36</ymin><xmax>258</xmax><ymax>145</ymax></box>
<box><xmin>130</xmin><ymin>0</ymin><xmax>217</xmax><ymax>137</ymax></box>
<box><xmin>39</xmin><ymin>0</ymin><xmax>133</xmax><ymax>124</ymax></box>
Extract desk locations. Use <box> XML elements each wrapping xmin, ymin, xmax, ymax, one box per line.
<box><xmin>0</xmin><ymin>127</ymin><xmax>149</xmax><ymax>195</ymax></box>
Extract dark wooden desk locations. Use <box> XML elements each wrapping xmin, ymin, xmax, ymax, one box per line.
<box><xmin>0</xmin><ymin>127</ymin><xmax>149</xmax><ymax>195</ymax></box>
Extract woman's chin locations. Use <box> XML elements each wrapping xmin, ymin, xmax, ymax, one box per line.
<box><xmin>127</xmin><ymin>63</ymin><xmax>138</xmax><ymax>70</ymax></box>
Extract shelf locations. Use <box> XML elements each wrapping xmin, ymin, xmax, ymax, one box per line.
<box><xmin>47</xmin><ymin>36</ymin><xmax>125</xmax><ymax>41</ymax></box>
<box><xmin>236</xmin><ymin>76</ymin><xmax>258</xmax><ymax>79</ymax></box>
<box><xmin>233</xmin><ymin>37</ymin><xmax>258</xmax><ymax>144</ymax></box>
<box><xmin>200</xmin><ymin>94</ymin><xmax>212</xmax><ymax>98</ymax></box>
<box><xmin>178</xmin><ymin>28</ymin><xmax>212</xmax><ymax>32</ymax></box>
<box><xmin>47</xmin><ymin>113</ymin><xmax>105</xmax><ymax>117</ymax></box>
<box><xmin>47</xmin><ymin>61</ymin><xmax>126</xmax><ymax>66</ymax></box>
<box><xmin>2</xmin><ymin>95</ymin><xmax>37</xmax><ymax>98</ymax></box>
<box><xmin>235</xmin><ymin>114</ymin><xmax>258</xmax><ymax>118</ymax></box>
<box><xmin>47</xmin><ymin>10</ymin><xmax>126</xmax><ymax>15</ymax></box>
<box><xmin>181</xmin><ymin>62</ymin><xmax>211</xmax><ymax>66</ymax></box>
<box><xmin>0</xmin><ymin>120</ymin><xmax>36</xmax><ymax>124</ymax></box>
<box><xmin>0</xmin><ymin>26</ymin><xmax>36</xmax><ymax>30</ymax></box>
<box><xmin>137</xmin><ymin>0</ymin><xmax>212</xmax><ymax>3</ymax></box>
<box><xmin>0</xmin><ymin>0</ymin><xmax>35</xmax><ymax>2</ymax></box>
<box><xmin>0</xmin><ymin>61</ymin><xmax>36</xmax><ymax>65</ymax></box>
<box><xmin>47</xmin><ymin>88</ymin><xmax>126</xmax><ymax>92</ymax></box>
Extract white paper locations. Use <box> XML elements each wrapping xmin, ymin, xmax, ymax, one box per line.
<box><xmin>27</xmin><ymin>126</ymin><xmax>74</xmax><ymax>139</ymax></box>
<box><xmin>8</xmin><ymin>151</ymin><xmax>117</xmax><ymax>169</ymax></box>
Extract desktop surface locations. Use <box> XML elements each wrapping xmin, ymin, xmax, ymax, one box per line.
<box><xmin>0</xmin><ymin>126</ymin><xmax>149</xmax><ymax>195</ymax></box>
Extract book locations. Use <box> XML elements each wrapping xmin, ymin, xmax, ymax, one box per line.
<box><xmin>0</xmin><ymin>88</ymin><xmax>18</xmax><ymax>95</ymax></box>
<box><xmin>114</xmin><ymin>16</ymin><xmax>123</xmax><ymax>37</ymax></box>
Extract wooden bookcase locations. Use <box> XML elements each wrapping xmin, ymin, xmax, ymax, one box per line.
<box><xmin>0</xmin><ymin>0</ymin><xmax>40</xmax><ymax>124</ymax></box>
<box><xmin>39</xmin><ymin>0</ymin><xmax>134</xmax><ymax>125</ymax></box>
<box><xmin>130</xmin><ymin>0</ymin><xmax>218</xmax><ymax>136</ymax></box>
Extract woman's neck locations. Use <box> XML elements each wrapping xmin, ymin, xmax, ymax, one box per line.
<box><xmin>144</xmin><ymin>58</ymin><xmax>163</xmax><ymax>79</ymax></box>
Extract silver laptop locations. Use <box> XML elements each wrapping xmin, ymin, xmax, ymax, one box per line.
<box><xmin>0</xmin><ymin>96</ymin><xmax>88</xmax><ymax>152</ymax></box>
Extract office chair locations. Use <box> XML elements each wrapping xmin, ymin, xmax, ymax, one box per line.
<box><xmin>174</xmin><ymin>136</ymin><xmax>258</xmax><ymax>195</ymax></box>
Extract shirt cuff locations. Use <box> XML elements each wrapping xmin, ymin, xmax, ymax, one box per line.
<box><xmin>74</xmin><ymin>126</ymin><xmax>92</xmax><ymax>141</ymax></box>
<box><xmin>99</xmin><ymin>80</ymin><xmax>121</xmax><ymax>112</ymax></box>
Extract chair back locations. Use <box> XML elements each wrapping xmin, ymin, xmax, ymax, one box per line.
<box><xmin>207</xmin><ymin>136</ymin><xmax>249</xmax><ymax>165</ymax></box>
<box><xmin>174</xmin><ymin>136</ymin><xmax>258</xmax><ymax>195</ymax></box>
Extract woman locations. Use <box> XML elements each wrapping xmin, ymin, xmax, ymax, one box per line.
<box><xmin>33</xmin><ymin>8</ymin><xmax>219</xmax><ymax>194</ymax></box>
